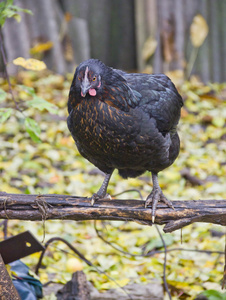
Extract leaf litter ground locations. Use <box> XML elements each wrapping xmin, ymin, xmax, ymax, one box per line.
<box><xmin>0</xmin><ymin>71</ymin><xmax>225</xmax><ymax>299</ymax></box>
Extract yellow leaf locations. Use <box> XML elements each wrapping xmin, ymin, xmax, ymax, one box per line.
<box><xmin>167</xmin><ymin>280</ymin><xmax>190</xmax><ymax>289</ymax></box>
<box><xmin>142</xmin><ymin>36</ymin><xmax>157</xmax><ymax>61</ymax></box>
<box><xmin>30</xmin><ymin>41</ymin><xmax>53</xmax><ymax>54</ymax></box>
<box><xmin>12</xmin><ymin>57</ymin><xmax>25</xmax><ymax>66</ymax></box>
<box><xmin>13</xmin><ymin>57</ymin><xmax>46</xmax><ymax>71</ymax></box>
<box><xmin>64</xmin><ymin>12</ymin><xmax>73</xmax><ymax>22</ymax></box>
<box><xmin>66</xmin><ymin>258</ymin><xmax>83</xmax><ymax>272</ymax></box>
<box><xmin>212</xmin><ymin>117</ymin><xmax>225</xmax><ymax>128</ymax></box>
<box><xmin>143</xmin><ymin>65</ymin><xmax>153</xmax><ymax>74</ymax></box>
<box><xmin>6</xmin><ymin>265</ymin><xmax>12</xmax><ymax>276</ymax></box>
<box><xmin>39</xmin><ymin>272</ymin><xmax>49</xmax><ymax>283</ymax></box>
<box><xmin>1</xmin><ymin>183</ymin><xmax>22</xmax><ymax>194</ymax></box>
<box><xmin>14</xmin><ymin>14</ymin><xmax>21</xmax><ymax>23</ymax></box>
<box><xmin>190</xmin><ymin>14</ymin><xmax>209</xmax><ymax>47</ymax></box>
<box><xmin>165</xmin><ymin>70</ymin><xmax>184</xmax><ymax>87</ymax></box>
<box><xmin>101</xmin><ymin>278</ymin><xmax>130</xmax><ymax>290</ymax></box>
<box><xmin>115</xmin><ymin>278</ymin><xmax>130</xmax><ymax>287</ymax></box>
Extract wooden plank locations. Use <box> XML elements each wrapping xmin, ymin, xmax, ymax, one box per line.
<box><xmin>209</xmin><ymin>0</ymin><xmax>221</xmax><ymax>82</ymax></box>
<box><xmin>199</xmin><ymin>0</ymin><xmax>210</xmax><ymax>83</ymax></box>
<box><xmin>219</xmin><ymin>0</ymin><xmax>226</xmax><ymax>81</ymax></box>
<box><xmin>134</xmin><ymin>0</ymin><xmax>147</xmax><ymax>71</ymax></box>
<box><xmin>174</xmin><ymin>0</ymin><xmax>185</xmax><ymax>70</ymax></box>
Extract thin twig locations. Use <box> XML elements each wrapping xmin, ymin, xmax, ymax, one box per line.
<box><xmin>34</xmin><ymin>196</ymin><xmax>52</xmax><ymax>243</ymax></box>
<box><xmin>112</xmin><ymin>189</ymin><xmax>143</xmax><ymax>200</ymax></box>
<box><xmin>94</xmin><ymin>221</ymin><xmax>141</xmax><ymax>257</ymax></box>
<box><xmin>35</xmin><ymin>237</ymin><xmax>134</xmax><ymax>300</ymax></box>
<box><xmin>186</xmin><ymin>46</ymin><xmax>199</xmax><ymax>79</ymax></box>
<box><xmin>95</xmin><ymin>220</ymin><xmax>171</xmax><ymax>299</ymax></box>
<box><xmin>95</xmin><ymin>224</ymin><xmax>225</xmax><ymax>257</ymax></box>
<box><xmin>155</xmin><ymin>224</ymin><xmax>171</xmax><ymax>300</ymax></box>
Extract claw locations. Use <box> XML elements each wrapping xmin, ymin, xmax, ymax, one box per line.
<box><xmin>90</xmin><ymin>197</ymin><xmax>95</xmax><ymax>206</ymax></box>
<box><xmin>145</xmin><ymin>190</ymin><xmax>174</xmax><ymax>223</ymax></box>
<box><xmin>104</xmin><ymin>194</ymin><xmax>112</xmax><ymax>200</ymax></box>
<box><xmin>90</xmin><ymin>193</ymin><xmax>99</xmax><ymax>206</ymax></box>
<box><xmin>90</xmin><ymin>193</ymin><xmax>112</xmax><ymax>206</ymax></box>
<box><xmin>160</xmin><ymin>193</ymin><xmax>174</xmax><ymax>210</ymax></box>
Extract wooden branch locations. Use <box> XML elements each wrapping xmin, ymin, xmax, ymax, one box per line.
<box><xmin>0</xmin><ymin>192</ymin><xmax>225</xmax><ymax>232</ymax></box>
<box><xmin>0</xmin><ymin>254</ymin><xmax>21</xmax><ymax>300</ymax></box>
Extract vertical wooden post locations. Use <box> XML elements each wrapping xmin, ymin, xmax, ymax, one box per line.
<box><xmin>56</xmin><ymin>271</ymin><xmax>90</xmax><ymax>300</ymax></box>
<box><xmin>0</xmin><ymin>254</ymin><xmax>20</xmax><ymax>300</ymax></box>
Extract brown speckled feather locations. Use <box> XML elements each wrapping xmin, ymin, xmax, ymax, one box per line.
<box><xmin>67</xmin><ymin>59</ymin><xmax>183</xmax><ymax>179</ymax></box>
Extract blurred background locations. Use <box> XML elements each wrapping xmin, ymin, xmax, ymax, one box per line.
<box><xmin>1</xmin><ymin>0</ymin><xmax>226</xmax><ymax>82</ymax></box>
<box><xmin>0</xmin><ymin>1</ymin><xmax>226</xmax><ymax>299</ymax></box>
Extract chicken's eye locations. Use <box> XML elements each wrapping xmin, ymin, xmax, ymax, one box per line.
<box><xmin>93</xmin><ymin>76</ymin><xmax>96</xmax><ymax>81</ymax></box>
<box><xmin>78</xmin><ymin>76</ymin><xmax>82</xmax><ymax>81</ymax></box>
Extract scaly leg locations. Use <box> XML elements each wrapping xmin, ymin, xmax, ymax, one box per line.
<box><xmin>145</xmin><ymin>173</ymin><xmax>174</xmax><ymax>223</ymax></box>
<box><xmin>91</xmin><ymin>171</ymin><xmax>113</xmax><ymax>205</ymax></box>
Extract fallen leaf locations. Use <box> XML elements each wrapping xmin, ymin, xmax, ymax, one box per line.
<box><xmin>190</xmin><ymin>14</ymin><xmax>209</xmax><ymax>47</ymax></box>
<box><xmin>30</xmin><ymin>41</ymin><xmax>53</xmax><ymax>55</ymax></box>
<box><xmin>13</xmin><ymin>57</ymin><xmax>46</xmax><ymax>71</ymax></box>
<box><xmin>142</xmin><ymin>36</ymin><xmax>157</xmax><ymax>61</ymax></box>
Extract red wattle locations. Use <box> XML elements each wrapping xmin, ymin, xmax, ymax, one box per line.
<box><xmin>89</xmin><ymin>89</ymin><xmax>96</xmax><ymax>96</ymax></box>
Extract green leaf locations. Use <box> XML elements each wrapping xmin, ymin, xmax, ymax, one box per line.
<box><xmin>2</xmin><ymin>8</ymin><xmax>17</xmax><ymax>19</ymax></box>
<box><xmin>144</xmin><ymin>235</ymin><xmax>174</xmax><ymax>254</ymax></box>
<box><xmin>10</xmin><ymin>5</ymin><xmax>33</xmax><ymax>15</ymax></box>
<box><xmin>19</xmin><ymin>85</ymin><xmax>35</xmax><ymax>95</ymax></box>
<box><xmin>27</xmin><ymin>96</ymin><xmax>59</xmax><ymax>114</ymax></box>
<box><xmin>0</xmin><ymin>89</ymin><xmax>7</xmax><ymax>102</ymax></box>
<box><xmin>13</xmin><ymin>13</ymin><xmax>21</xmax><ymax>23</ymax></box>
<box><xmin>6</xmin><ymin>0</ymin><xmax>14</xmax><ymax>5</ymax></box>
<box><xmin>19</xmin><ymin>8</ymin><xmax>33</xmax><ymax>16</ymax></box>
<box><xmin>200</xmin><ymin>290</ymin><xmax>226</xmax><ymax>300</ymax></box>
<box><xmin>0</xmin><ymin>2</ymin><xmax>32</xmax><ymax>27</ymax></box>
<box><xmin>24</xmin><ymin>117</ymin><xmax>41</xmax><ymax>143</ymax></box>
<box><xmin>0</xmin><ymin>2</ymin><xmax>7</xmax><ymax>11</ymax></box>
<box><xmin>212</xmin><ymin>117</ymin><xmax>225</xmax><ymax>128</ymax></box>
<box><xmin>0</xmin><ymin>108</ymin><xmax>12</xmax><ymax>123</ymax></box>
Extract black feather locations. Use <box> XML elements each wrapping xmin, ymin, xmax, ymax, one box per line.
<box><xmin>67</xmin><ymin>59</ymin><xmax>183</xmax><ymax>178</ymax></box>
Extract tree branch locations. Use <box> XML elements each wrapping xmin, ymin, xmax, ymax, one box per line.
<box><xmin>0</xmin><ymin>192</ymin><xmax>225</xmax><ymax>232</ymax></box>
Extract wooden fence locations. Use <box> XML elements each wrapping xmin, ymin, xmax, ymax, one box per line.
<box><xmin>1</xmin><ymin>0</ymin><xmax>226</xmax><ymax>83</ymax></box>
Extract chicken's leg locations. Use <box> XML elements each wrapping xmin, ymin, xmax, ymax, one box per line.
<box><xmin>91</xmin><ymin>171</ymin><xmax>113</xmax><ymax>205</ymax></box>
<box><xmin>145</xmin><ymin>173</ymin><xmax>174</xmax><ymax>223</ymax></box>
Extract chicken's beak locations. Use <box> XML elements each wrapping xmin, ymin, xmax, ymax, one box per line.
<box><xmin>81</xmin><ymin>79</ymin><xmax>90</xmax><ymax>97</ymax></box>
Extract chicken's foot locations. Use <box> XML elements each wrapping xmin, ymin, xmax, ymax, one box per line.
<box><xmin>145</xmin><ymin>173</ymin><xmax>174</xmax><ymax>223</ymax></box>
<box><xmin>90</xmin><ymin>171</ymin><xmax>113</xmax><ymax>205</ymax></box>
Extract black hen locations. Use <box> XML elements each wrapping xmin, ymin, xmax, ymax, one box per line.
<box><xmin>67</xmin><ymin>59</ymin><xmax>183</xmax><ymax>222</ymax></box>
